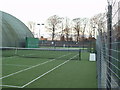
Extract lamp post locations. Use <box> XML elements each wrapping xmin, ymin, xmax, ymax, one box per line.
<box><xmin>107</xmin><ymin>0</ymin><xmax>113</xmax><ymax>5</ymax></box>
<box><xmin>37</xmin><ymin>23</ymin><xmax>44</xmax><ymax>39</ymax></box>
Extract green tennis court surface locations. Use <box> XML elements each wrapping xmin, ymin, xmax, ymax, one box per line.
<box><xmin>1</xmin><ymin>48</ymin><xmax>97</xmax><ymax>88</ymax></box>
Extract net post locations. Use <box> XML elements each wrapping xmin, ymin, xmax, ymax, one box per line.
<box><xmin>14</xmin><ymin>48</ymin><xmax>18</xmax><ymax>55</ymax></box>
<box><xmin>79</xmin><ymin>49</ymin><xmax>81</xmax><ymax>61</ymax></box>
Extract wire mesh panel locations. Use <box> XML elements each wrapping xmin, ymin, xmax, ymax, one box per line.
<box><xmin>1</xmin><ymin>47</ymin><xmax>80</xmax><ymax>61</ymax></box>
<box><xmin>96</xmin><ymin>0</ymin><xmax>120</xmax><ymax>89</ymax></box>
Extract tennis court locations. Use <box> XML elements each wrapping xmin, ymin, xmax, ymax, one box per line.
<box><xmin>1</xmin><ymin>47</ymin><xmax>97</xmax><ymax>88</ymax></box>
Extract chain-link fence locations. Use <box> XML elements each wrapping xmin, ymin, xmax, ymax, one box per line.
<box><xmin>39</xmin><ymin>40</ymin><xmax>95</xmax><ymax>49</ymax></box>
<box><xmin>96</xmin><ymin>0</ymin><xmax>120</xmax><ymax>89</ymax></box>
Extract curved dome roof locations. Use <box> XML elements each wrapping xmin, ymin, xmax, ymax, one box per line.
<box><xmin>0</xmin><ymin>11</ymin><xmax>34</xmax><ymax>47</ymax></box>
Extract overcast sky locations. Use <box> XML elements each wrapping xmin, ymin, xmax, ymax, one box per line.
<box><xmin>0</xmin><ymin>0</ymin><xmax>107</xmax><ymax>23</ymax></box>
<box><xmin>0</xmin><ymin>0</ymin><xmax>107</xmax><ymax>38</ymax></box>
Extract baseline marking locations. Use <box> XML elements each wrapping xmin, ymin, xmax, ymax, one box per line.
<box><xmin>0</xmin><ymin>85</ymin><xmax>22</xmax><ymax>88</ymax></box>
<box><xmin>21</xmin><ymin>54</ymin><xmax>78</xmax><ymax>88</ymax></box>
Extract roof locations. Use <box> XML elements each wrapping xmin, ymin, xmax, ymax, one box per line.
<box><xmin>0</xmin><ymin>11</ymin><xmax>34</xmax><ymax>47</ymax></box>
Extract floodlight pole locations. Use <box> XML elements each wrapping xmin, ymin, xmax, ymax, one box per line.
<box><xmin>37</xmin><ymin>23</ymin><xmax>44</xmax><ymax>39</ymax></box>
<box><xmin>37</xmin><ymin>24</ymin><xmax>40</xmax><ymax>39</ymax></box>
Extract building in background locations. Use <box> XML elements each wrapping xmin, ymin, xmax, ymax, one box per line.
<box><xmin>0</xmin><ymin>11</ymin><xmax>34</xmax><ymax>47</ymax></box>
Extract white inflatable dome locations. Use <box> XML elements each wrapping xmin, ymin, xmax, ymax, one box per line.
<box><xmin>0</xmin><ymin>11</ymin><xmax>34</xmax><ymax>47</ymax></box>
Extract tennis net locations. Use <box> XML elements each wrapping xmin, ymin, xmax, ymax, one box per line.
<box><xmin>1</xmin><ymin>47</ymin><xmax>81</xmax><ymax>61</ymax></box>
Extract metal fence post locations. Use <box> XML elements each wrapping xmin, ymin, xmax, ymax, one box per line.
<box><xmin>107</xmin><ymin>5</ymin><xmax>112</xmax><ymax>89</ymax></box>
<box><xmin>117</xmin><ymin>38</ymin><xmax>120</xmax><ymax>87</ymax></box>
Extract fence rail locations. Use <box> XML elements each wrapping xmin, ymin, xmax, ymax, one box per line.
<box><xmin>96</xmin><ymin>0</ymin><xmax>120</xmax><ymax>89</ymax></box>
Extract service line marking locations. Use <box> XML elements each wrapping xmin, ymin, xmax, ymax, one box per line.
<box><xmin>0</xmin><ymin>53</ymin><xmax>71</xmax><ymax>79</ymax></box>
<box><xmin>21</xmin><ymin>54</ymin><xmax>78</xmax><ymax>88</ymax></box>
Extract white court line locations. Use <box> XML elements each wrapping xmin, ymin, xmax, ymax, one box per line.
<box><xmin>0</xmin><ymin>85</ymin><xmax>22</xmax><ymax>88</ymax></box>
<box><xmin>0</xmin><ymin>53</ymin><xmax>71</xmax><ymax>80</ymax></box>
<box><xmin>21</xmin><ymin>54</ymin><xmax>78</xmax><ymax>88</ymax></box>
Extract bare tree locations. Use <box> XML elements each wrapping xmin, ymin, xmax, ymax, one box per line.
<box><xmin>88</xmin><ymin>18</ymin><xmax>96</xmax><ymax>38</ymax></box>
<box><xmin>81</xmin><ymin>18</ymin><xmax>88</xmax><ymax>39</ymax></box>
<box><xmin>72</xmin><ymin>18</ymin><xmax>81</xmax><ymax>42</ymax></box>
<box><xmin>27</xmin><ymin>21</ymin><xmax>36</xmax><ymax>35</ymax></box>
<box><xmin>46</xmin><ymin>15</ymin><xmax>62</xmax><ymax>41</ymax></box>
<box><xmin>89</xmin><ymin>13</ymin><xmax>106</xmax><ymax>38</ymax></box>
<box><xmin>63</xmin><ymin>17</ymin><xmax>71</xmax><ymax>41</ymax></box>
<box><xmin>57</xmin><ymin>17</ymin><xmax>71</xmax><ymax>41</ymax></box>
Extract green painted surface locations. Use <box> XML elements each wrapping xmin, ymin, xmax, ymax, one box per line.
<box><xmin>26</xmin><ymin>37</ymin><xmax>39</xmax><ymax>48</ymax></box>
<box><xmin>2</xmin><ymin>51</ymin><xmax>97</xmax><ymax>88</ymax></box>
